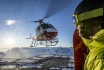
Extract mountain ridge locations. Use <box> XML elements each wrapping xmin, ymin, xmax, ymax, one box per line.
<box><xmin>0</xmin><ymin>47</ymin><xmax>73</xmax><ymax>58</ymax></box>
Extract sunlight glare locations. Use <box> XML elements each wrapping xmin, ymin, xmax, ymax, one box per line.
<box><xmin>3</xmin><ymin>37</ymin><xmax>16</xmax><ymax>48</ymax></box>
<box><xmin>6</xmin><ymin>20</ymin><xmax>16</xmax><ymax>25</ymax></box>
<box><xmin>6</xmin><ymin>38</ymin><xmax>14</xmax><ymax>45</ymax></box>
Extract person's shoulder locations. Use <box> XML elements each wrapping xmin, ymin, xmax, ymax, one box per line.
<box><xmin>95</xmin><ymin>51</ymin><xmax>104</xmax><ymax>59</ymax></box>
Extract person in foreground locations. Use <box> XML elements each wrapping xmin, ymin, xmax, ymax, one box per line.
<box><xmin>73</xmin><ymin>0</ymin><xmax>104</xmax><ymax>70</ymax></box>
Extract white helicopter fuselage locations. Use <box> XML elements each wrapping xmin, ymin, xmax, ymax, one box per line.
<box><xmin>35</xmin><ymin>27</ymin><xmax>58</xmax><ymax>41</ymax></box>
<box><xmin>26</xmin><ymin>21</ymin><xmax>59</xmax><ymax>47</ymax></box>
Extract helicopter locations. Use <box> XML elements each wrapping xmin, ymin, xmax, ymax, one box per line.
<box><xmin>26</xmin><ymin>19</ymin><xmax>58</xmax><ymax>47</ymax></box>
<box><xmin>26</xmin><ymin>0</ymin><xmax>75</xmax><ymax>47</ymax></box>
<box><xmin>25</xmin><ymin>0</ymin><xmax>76</xmax><ymax>47</ymax></box>
<box><xmin>2</xmin><ymin>0</ymin><xmax>75</xmax><ymax>47</ymax></box>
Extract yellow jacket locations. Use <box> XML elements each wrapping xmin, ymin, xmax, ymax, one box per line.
<box><xmin>81</xmin><ymin>29</ymin><xmax>104</xmax><ymax>70</ymax></box>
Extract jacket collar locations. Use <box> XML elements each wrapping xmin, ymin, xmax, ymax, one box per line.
<box><xmin>81</xmin><ymin>29</ymin><xmax>104</xmax><ymax>50</ymax></box>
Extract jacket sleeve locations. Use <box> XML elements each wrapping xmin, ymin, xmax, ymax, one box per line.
<box><xmin>84</xmin><ymin>51</ymin><xmax>104</xmax><ymax>70</ymax></box>
<box><xmin>93</xmin><ymin>59</ymin><xmax>104</xmax><ymax>70</ymax></box>
<box><xmin>93</xmin><ymin>52</ymin><xmax>104</xmax><ymax>70</ymax></box>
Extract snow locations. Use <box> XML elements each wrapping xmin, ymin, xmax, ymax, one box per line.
<box><xmin>37</xmin><ymin>54</ymin><xmax>54</xmax><ymax>58</ymax></box>
<box><xmin>28</xmin><ymin>57</ymin><xmax>43</xmax><ymax>60</ymax></box>
<box><xmin>61</xmin><ymin>55</ymin><xmax>69</xmax><ymax>58</ymax></box>
<box><xmin>69</xmin><ymin>58</ymin><xmax>74</xmax><ymax>63</ymax></box>
<box><xmin>15</xmin><ymin>59</ymin><xmax>36</xmax><ymax>63</ymax></box>
<box><xmin>62</xmin><ymin>68</ymin><xmax>74</xmax><ymax>70</ymax></box>
<box><xmin>4</xmin><ymin>47</ymin><xmax>73</xmax><ymax>58</ymax></box>
<box><xmin>0</xmin><ymin>47</ymin><xmax>74</xmax><ymax>70</ymax></box>
<box><xmin>2</xmin><ymin>58</ymin><xmax>20</xmax><ymax>62</ymax></box>
<box><xmin>68</xmin><ymin>63</ymin><xmax>74</xmax><ymax>67</ymax></box>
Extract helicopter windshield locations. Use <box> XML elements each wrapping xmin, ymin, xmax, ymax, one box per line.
<box><xmin>41</xmin><ymin>24</ymin><xmax>51</xmax><ymax>29</ymax></box>
<box><xmin>35</xmin><ymin>24</ymin><xmax>51</xmax><ymax>32</ymax></box>
<box><xmin>36</xmin><ymin>26</ymin><xmax>40</xmax><ymax>31</ymax></box>
<box><xmin>49</xmin><ymin>24</ymin><xmax>57</xmax><ymax>30</ymax></box>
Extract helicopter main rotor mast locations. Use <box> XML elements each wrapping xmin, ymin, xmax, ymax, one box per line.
<box><xmin>35</xmin><ymin>19</ymin><xmax>44</xmax><ymax>24</ymax></box>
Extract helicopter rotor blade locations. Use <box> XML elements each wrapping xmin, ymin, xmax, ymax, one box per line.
<box><xmin>43</xmin><ymin>0</ymin><xmax>76</xmax><ymax>19</ymax></box>
<box><xmin>30</xmin><ymin>19</ymin><xmax>44</xmax><ymax>24</ymax></box>
<box><xmin>30</xmin><ymin>20</ymin><xmax>39</xmax><ymax>23</ymax></box>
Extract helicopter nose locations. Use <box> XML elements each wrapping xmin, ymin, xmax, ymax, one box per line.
<box><xmin>49</xmin><ymin>32</ymin><xmax>58</xmax><ymax>38</ymax></box>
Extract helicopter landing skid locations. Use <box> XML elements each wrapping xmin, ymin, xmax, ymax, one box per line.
<box><xmin>45</xmin><ymin>38</ymin><xmax>59</xmax><ymax>46</ymax></box>
<box><xmin>31</xmin><ymin>38</ymin><xmax>59</xmax><ymax>47</ymax></box>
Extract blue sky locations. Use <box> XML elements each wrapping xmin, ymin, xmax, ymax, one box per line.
<box><xmin>0</xmin><ymin>0</ymin><xmax>82</xmax><ymax>48</ymax></box>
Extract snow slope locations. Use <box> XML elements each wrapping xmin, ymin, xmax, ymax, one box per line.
<box><xmin>4</xmin><ymin>47</ymin><xmax>73</xmax><ymax>58</ymax></box>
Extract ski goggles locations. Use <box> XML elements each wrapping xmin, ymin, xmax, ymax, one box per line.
<box><xmin>72</xmin><ymin>7</ymin><xmax>103</xmax><ymax>27</ymax></box>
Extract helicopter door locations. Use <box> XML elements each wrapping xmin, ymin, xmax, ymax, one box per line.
<box><xmin>35</xmin><ymin>25</ymin><xmax>41</xmax><ymax>36</ymax></box>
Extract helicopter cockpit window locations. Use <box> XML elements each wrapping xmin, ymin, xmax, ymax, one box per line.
<box><xmin>42</xmin><ymin>24</ymin><xmax>51</xmax><ymax>29</ymax></box>
<box><xmin>49</xmin><ymin>24</ymin><xmax>57</xmax><ymax>30</ymax></box>
<box><xmin>36</xmin><ymin>26</ymin><xmax>40</xmax><ymax>31</ymax></box>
